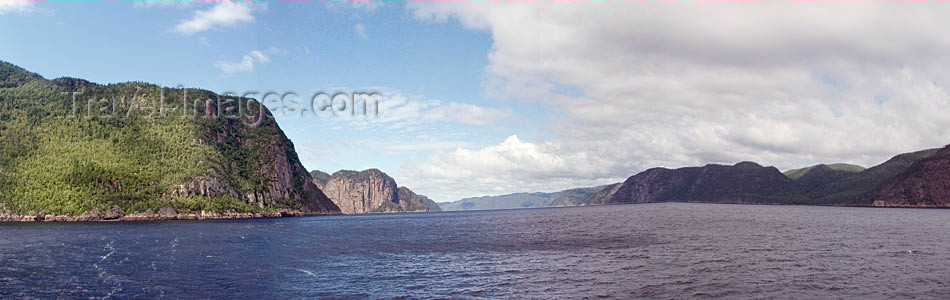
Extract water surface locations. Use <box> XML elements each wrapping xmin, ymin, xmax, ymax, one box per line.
<box><xmin>2</xmin><ymin>203</ymin><xmax>949</xmax><ymax>299</ymax></box>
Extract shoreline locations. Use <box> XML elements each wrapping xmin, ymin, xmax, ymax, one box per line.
<box><xmin>0</xmin><ymin>210</ymin><xmax>340</xmax><ymax>223</ymax></box>
<box><xmin>4</xmin><ymin>202</ymin><xmax>946</xmax><ymax>223</ymax></box>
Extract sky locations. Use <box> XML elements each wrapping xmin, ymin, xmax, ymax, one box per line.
<box><xmin>2</xmin><ymin>1</ymin><xmax>950</xmax><ymax>202</ymax></box>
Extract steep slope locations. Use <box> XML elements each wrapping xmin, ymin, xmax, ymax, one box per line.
<box><xmin>805</xmin><ymin>148</ymin><xmax>940</xmax><ymax>205</ymax></box>
<box><xmin>550</xmin><ymin>186</ymin><xmax>612</xmax><ymax>207</ymax></box>
<box><xmin>0</xmin><ymin>61</ymin><xmax>339</xmax><ymax>220</ymax></box>
<box><xmin>439</xmin><ymin>186</ymin><xmax>606</xmax><ymax>211</ymax></box>
<box><xmin>311</xmin><ymin>169</ymin><xmax>439</xmax><ymax>213</ymax></box>
<box><xmin>607</xmin><ymin>162</ymin><xmax>803</xmax><ymax>204</ymax></box>
<box><xmin>576</xmin><ymin>183</ymin><xmax>622</xmax><ymax>206</ymax></box>
<box><xmin>398</xmin><ymin>187</ymin><xmax>442</xmax><ymax>212</ymax></box>
<box><xmin>862</xmin><ymin>145</ymin><xmax>950</xmax><ymax>207</ymax></box>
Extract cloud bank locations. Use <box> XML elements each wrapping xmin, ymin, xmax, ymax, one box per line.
<box><xmin>400</xmin><ymin>2</ymin><xmax>950</xmax><ymax>201</ymax></box>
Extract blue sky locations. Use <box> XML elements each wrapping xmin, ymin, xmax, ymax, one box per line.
<box><xmin>3</xmin><ymin>1</ymin><xmax>950</xmax><ymax>201</ymax></box>
<box><xmin>0</xmin><ymin>2</ymin><xmax>546</xmax><ymax>200</ymax></box>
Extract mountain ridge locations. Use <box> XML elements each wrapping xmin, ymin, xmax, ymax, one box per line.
<box><xmin>784</xmin><ymin>163</ymin><xmax>865</xmax><ymax>180</ymax></box>
<box><xmin>439</xmin><ymin>185</ymin><xmax>607</xmax><ymax>211</ymax></box>
<box><xmin>444</xmin><ymin>146</ymin><xmax>948</xmax><ymax>211</ymax></box>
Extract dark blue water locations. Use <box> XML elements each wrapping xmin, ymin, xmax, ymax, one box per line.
<box><xmin>2</xmin><ymin>203</ymin><xmax>950</xmax><ymax>299</ymax></box>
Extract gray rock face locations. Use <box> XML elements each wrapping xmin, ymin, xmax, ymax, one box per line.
<box><xmin>168</xmin><ymin>119</ymin><xmax>339</xmax><ymax>214</ymax></box>
<box><xmin>311</xmin><ymin>169</ymin><xmax>440</xmax><ymax>213</ymax></box>
<box><xmin>169</xmin><ymin>169</ymin><xmax>242</xmax><ymax>201</ymax></box>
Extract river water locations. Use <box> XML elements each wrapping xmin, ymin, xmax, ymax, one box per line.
<box><xmin>2</xmin><ymin>203</ymin><xmax>949</xmax><ymax>299</ymax></box>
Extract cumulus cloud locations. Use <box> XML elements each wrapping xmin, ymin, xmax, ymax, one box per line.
<box><xmin>0</xmin><ymin>1</ymin><xmax>34</xmax><ymax>15</ymax></box>
<box><xmin>402</xmin><ymin>2</ymin><xmax>950</xmax><ymax>200</ymax></box>
<box><xmin>174</xmin><ymin>2</ymin><xmax>255</xmax><ymax>36</ymax></box>
<box><xmin>213</xmin><ymin>50</ymin><xmax>270</xmax><ymax>75</ymax></box>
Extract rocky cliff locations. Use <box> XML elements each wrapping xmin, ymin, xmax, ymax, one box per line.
<box><xmin>803</xmin><ymin>148</ymin><xmax>940</xmax><ymax>205</ymax></box>
<box><xmin>0</xmin><ymin>61</ymin><xmax>339</xmax><ymax>220</ymax></box>
<box><xmin>863</xmin><ymin>145</ymin><xmax>950</xmax><ymax>207</ymax></box>
<box><xmin>607</xmin><ymin>162</ymin><xmax>802</xmax><ymax>204</ymax></box>
<box><xmin>310</xmin><ymin>169</ymin><xmax>439</xmax><ymax>213</ymax></box>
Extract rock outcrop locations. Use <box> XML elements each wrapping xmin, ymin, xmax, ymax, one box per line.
<box><xmin>310</xmin><ymin>169</ymin><xmax>439</xmax><ymax>213</ymax></box>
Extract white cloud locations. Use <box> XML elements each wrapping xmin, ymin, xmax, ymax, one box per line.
<box><xmin>403</xmin><ymin>3</ymin><xmax>950</xmax><ymax>200</ymax></box>
<box><xmin>397</xmin><ymin>135</ymin><xmax>623</xmax><ymax>201</ymax></box>
<box><xmin>213</xmin><ymin>50</ymin><xmax>270</xmax><ymax>75</ymax></box>
<box><xmin>174</xmin><ymin>2</ymin><xmax>255</xmax><ymax>36</ymax></box>
<box><xmin>0</xmin><ymin>1</ymin><xmax>34</xmax><ymax>15</ymax></box>
<box><xmin>354</xmin><ymin>23</ymin><xmax>367</xmax><ymax>40</ymax></box>
<box><xmin>372</xmin><ymin>94</ymin><xmax>513</xmax><ymax>127</ymax></box>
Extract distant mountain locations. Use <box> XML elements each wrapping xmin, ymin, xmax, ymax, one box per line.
<box><xmin>786</xmin><ymin>164</ymin><xmax>865</xmax><ymax>194</ymax></box>
<box><xmin>0</xmin><ymin>61</ymin><xmax>339</xmax><ymax>221</ymax></box>
<box><xmin>310</xmin><ymin>170</ymin><xmax>332</xmax><ymax>187</ymax></box>
<box><xmin>607</xmin><ymin>162</ymin><xmax>803</xmax><ymax>204</ymax></box>
<box><xmin>784</xmin><ymin>163</ymin><xmax>865</xmax><ymax>180</ymax></box>
<box><xmin>440</xmin><ymin>185</ymin><xmax>606</xmax><ymax>211</ymax></box>
<box><xmin>310</xmin><ymin>169</ymin><xmax>440</xmax><ymax>213</ymax></box>
<box><xmin>863</xmin><ymin>145</ymin><xmax>950</xmax><ymax>207</ymax></box>
<box><xmin>601</xmin><ymin>148</ymin><xmax>944</xmax><ymax>207</ymax></box>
